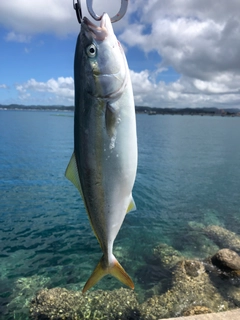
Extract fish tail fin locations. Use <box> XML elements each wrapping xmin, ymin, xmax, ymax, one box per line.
<box><xmin>110</xmin><ymin>255</ymin><xmax>135</xmax><ymax>290</ymax></box>
<box><xmin>82</xmin><ymin>255</ymin><xmax>134</xmax><ymax>293</ymax></box>
<box><xmin>82</xmin><ymin>256</ymin><xmax>106</xmax><ymax>293</ymax></box>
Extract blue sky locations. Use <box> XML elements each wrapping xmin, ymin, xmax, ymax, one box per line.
<box><xmin>0</xmin><ymin>0</ymin><xmax>240</xmax><ymax>108</ymax></box>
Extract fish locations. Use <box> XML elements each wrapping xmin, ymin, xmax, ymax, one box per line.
<box><xmin>65</xmin><ymin>13</ymin><xmax>138</xmax><ymax>293</ymax></box>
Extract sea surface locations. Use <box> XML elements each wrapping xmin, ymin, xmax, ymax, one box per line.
<box><xmin>1</xmin><ymin>110</ymin><xmax>240</xmax><ymax>318</ymax></box>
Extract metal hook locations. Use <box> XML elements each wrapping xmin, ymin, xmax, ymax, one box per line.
<box><xmin>73</xmin><ymin>0</ymin><xmax>82</xmax><ymax>24</ymax></box>
<box><xmin>87</xmin><ymin>0</ymin><xmax>128</xmax><ymax>23</ymax></box>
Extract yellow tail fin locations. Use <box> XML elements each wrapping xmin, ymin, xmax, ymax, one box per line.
<box><xmin>82</xmin><ymin>255</ymin><xmax>134</xmax><ymax>293</ymax></box>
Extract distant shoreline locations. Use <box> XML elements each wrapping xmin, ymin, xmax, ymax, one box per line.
<box><xmin>0</xmin><ymin>105</ymin><xmax>74</xmax><ymax>112</ymax></box>
<box><xmin>1</xmin><ymin>104</ymin><xmax>240</xmax><ymax>117</ymax></box>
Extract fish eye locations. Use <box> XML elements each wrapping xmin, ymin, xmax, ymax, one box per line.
<box><xmin>86</xmin><ymin>44</ymin><xmax>97</xmax><ymax>58</ymax></box>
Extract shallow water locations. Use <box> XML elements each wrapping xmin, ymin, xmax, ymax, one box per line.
<box><xmin>1</xmin><ymin>110</ymin><xmax>240</xmax><ymax>318</ymax></box>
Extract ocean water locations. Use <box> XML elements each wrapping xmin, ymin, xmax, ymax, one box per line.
<box><xmin>1</xmin><ymin>110</ymin><xmax>240</xmax><ymax>317</ymax></box>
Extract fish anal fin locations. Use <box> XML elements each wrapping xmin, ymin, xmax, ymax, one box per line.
<box><xmin>126</xmin><ymin>196</ymin><xmax>136</xmax><ymax>213</ymax></box>
<box><xmin>65</xmin><ymin>152</ymin><xmax>83</xmax><ymax>197</ymax></box>
<box><xmin>82</xmin><ymin>255</ymin><xmax>134</xmax><ymax>293</ymax></box>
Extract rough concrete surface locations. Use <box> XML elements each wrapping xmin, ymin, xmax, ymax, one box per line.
<box><xmin>161</xmin><ymin>308</ymin><xmax>240</xmax><ymax>320</ymax></box>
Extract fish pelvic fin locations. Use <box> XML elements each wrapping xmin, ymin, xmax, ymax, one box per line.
<box><xmin>82</xmin><ymin>254</ymin><xmax>134</xmax><ymax>293</ymax></box>
<box><xmin>127</xmin><ymin>196</ymin><xmax>136</xmax><ymax>214</ymax></box>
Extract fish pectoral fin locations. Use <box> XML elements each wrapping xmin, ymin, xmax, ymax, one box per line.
<box><xmin>82</xmin><ymin>255</ymin><xmax>134</xmax><ymax>293</ymax></box>
<box><xmin>126</xmin><ymin>196</ymin><xmax>136</xmax><ymax>213</ymax></box>
<box><xmin>105</xmin><ymin>102</ymin><xmax>118</xmax><ymax>138</ymax></box>
<box><xmin>65</xmin><ymin>152</ymin><xmax>83</xmax><ymax>197</ymax></box>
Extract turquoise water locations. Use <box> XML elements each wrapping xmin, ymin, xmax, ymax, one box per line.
<box><xmin>1</xmin><ymin>110</ymin><xmax>240</xmax><ymax>317</ymax></box>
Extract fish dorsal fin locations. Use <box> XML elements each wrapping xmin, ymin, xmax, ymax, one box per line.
<box><xmin>65</xmin><ymin>152</ymin><xmax>83</xmax><ymax>197</ymax></box>
<box><xmin>126</xmin><ymin>196</ymin><xmax>136</xmax><ymax>213</ymax></box>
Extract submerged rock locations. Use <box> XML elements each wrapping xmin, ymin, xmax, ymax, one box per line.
<box><xmin>183</xmin><ymin>305</ymin><xmax>213</xmax><ymax>316</ymax></box>
<box><xmin>26</xmin><ymin>234</ymin><xmax>240</xmax><ymax>319</ymax></box>
<box><xmin>227</xmin><ymin>287</ymin><xmax>240</xmax><ymax>307</ymax></box>
<box><xmin>188</xmin><ymin>221</ymin><xmax>205</xmax><ymax>231</ymax></box>
<box><xmin>204</xmin><ymin>225</ymin><xmax>240</xmax><ymax>253</ymax></box>
<box><xmin>30</xmin><ymin>287</ymin><xmax>141</xmax><ymax>320</ymax></box>
<box><xmin>141</xmin><ymin>259</ymin><xmax>228</xmax><ymax>319</ymax></box>
<box><xmin>211</xmin><ymin>249</ymin><xmax>240</xmax><ymax>272</ymax></box>
<box><xmin>153</xmin><ymin>242</ymin><xmax>183</xmax><ymax>269</ymax></box>
<box><xmin>7</xmin><ymin>275</ymin><xmax>51</xmax><ymax>319</ymax></box>
<box><xmin>187</xmin><ymin>222</ymin><xmax>220</xmax><ymax>257</ymax></box>
<box><xmin>28</xmin><ymin>256</ymin><xmax>236</xmax><ymax>319</ymax></box>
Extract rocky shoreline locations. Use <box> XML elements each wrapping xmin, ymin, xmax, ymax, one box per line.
<box><xmin>7</xmin><ymin>224</ymin><xmax>240</xmax><ymax>319</ymax></box>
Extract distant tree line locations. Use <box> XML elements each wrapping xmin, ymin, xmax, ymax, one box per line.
<box><xmin>1</xmin><ymin>104</ymin><xmax>240</xmax><ymax>116</ymax></box>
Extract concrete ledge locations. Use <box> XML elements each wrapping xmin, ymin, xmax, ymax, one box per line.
<box><xmin>161</xmin><ymin>309</ymin><xmax>240</xmax><ymax>320</ymax></box>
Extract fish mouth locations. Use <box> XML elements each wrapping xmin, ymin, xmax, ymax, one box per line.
<box><xmin>83</xmin><ymin>13</ymin><xmax>112</xmax><ymax>41</ymax></box>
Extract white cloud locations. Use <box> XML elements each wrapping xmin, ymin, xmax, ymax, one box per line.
<box><xmin>0</xmin><ymin>0</ymin><xmax>124</xmax><ymax>36</ymax></box>
<box><xmin>5</xmin><ymin>31</ymin><xmax>31</xmax><ymax>43</ymax></box>
<box><xmin>16</xmin><ymin>77</ymin><xmax>73</xmax><ymax>94</ymax></box>
<box><xmin>120</xmin><ymin>16</ymin><xmax>239</xmax><ymax>81</ymax></box>
<box><xmin>130</xmin><ymin>70</ymin><xmax>240</xmax><ymax>108</ymax></box>
<box><xmin>0</xmin><ymin>84</ymin><xmax>7</xmax><ymax>89</ymax></box>
<box><xmin>10</xmin><ymin>70</ymin><xmax>240</xmax><ymax>108</ymax></box>
<box><xmin>15</xmin><ymin>77</ymin><xmax>74</xmax><ymax>104</ymax></box>
<box><xmin>24</xmin><ymin>47</ymin><xmax>31</xmax><ymax>54</ymax></box>
<box><xmin>0</xmin><ymin>1</ymin><xmax>75</xmax><ymax>36</ymax></box>
<box><xmin>128</xmin><ymin>0</ymin><xmax>240</xmax><ymax>26</ymax></box>
<box><xmin>121</xmin><ymin>0</ymin><xmax>240</xmax><ymax>108</ymax></box>
<box><xmin>1</xmin><ymin>0</ymin><xmax>240</xmax><ymax>108</ymax></box>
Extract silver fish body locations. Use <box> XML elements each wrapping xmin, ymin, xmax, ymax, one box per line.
<box><xmin>65</xmin><ymin>13</ymin><xmax>137</xmax><ymax>292</ymax></box>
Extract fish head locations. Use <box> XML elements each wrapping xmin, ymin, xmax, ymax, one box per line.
<box><xmin>78</xmin><ymin>13</ymin><xmax>128</xmax><ymax>101</ymax></box>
